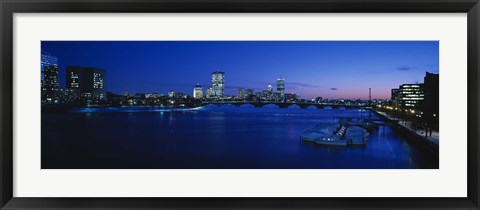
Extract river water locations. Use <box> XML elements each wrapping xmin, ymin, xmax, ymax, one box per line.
<box><xmin>41</xmin><ymin>105</ymin><xmax>438</xmax><ymax>169</ymax></box>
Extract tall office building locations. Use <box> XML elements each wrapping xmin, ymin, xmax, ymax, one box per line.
<box><xmin>42</xmin><ymin>65</ymin><xmax>59</xmax><ymax>103</ymax></box>
<box><xmin>41</xmin><ymin>52</ymin><xmax>59</xmax><ymax>104</ymax></box>
<box><xmin>266</xmin><ymin>85</ymin><xmax>273</xmax><ymax>100</ymax></box>
<box><xmin>66</xmin><ymin>66</ymin><xmax>107</xmax><ymax>103</ymax></box>
<box><xmin>391</xmin><ymin>88</ymin><xmax>400</xmax><ymax>107</ymax></box>
<box><xmin>277</xmin><ymin>77</ymin><xmax>285</xmax><ymax>102</ymax></box>
<box><xmin>423</xmin><ymin>72</ymin><xmax>439</xmax><ymax>131</ymax></box>
<box><xmin>41</xmin><ymin>51</ymin><xmax>58</xmax><ymax>78</ymax></box>
<box><xmin>206</xmin><ymin>88</ymin><xmax>214</xmax><ymax>99</ymax></box>
<box><xmin>168</xmin><ymin>90</ymin><xmax>175</xmax><ymax>98</ymax></box>
<box><xmin>211</xmin><ymin>72</ymin><xmax>225</xmax><ymax>98</ymax></box>
<box><xmin>398</xmin><ymin>83</ymin><xmax>424</xmax><ymax>111</ymax></box>
<box><xmin>237</xmin><ymin>88</ymin><xmax>245</xmax><ymax>99</ymax></box>
<box><xmin>193</xmin><ymin>84</ymin><xmax>203</xmax><ymax>99</ymax></box>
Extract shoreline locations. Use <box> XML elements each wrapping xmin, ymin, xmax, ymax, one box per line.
<box><xmin>370</xmin><ymin>109</ymin><xmax>439</xmax><ymax>158</ymax></box>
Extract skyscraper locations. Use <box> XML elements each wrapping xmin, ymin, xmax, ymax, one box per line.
<box><xmin>66</xmin><ymin>66</ymin><xmax>107</xmax><ymax>103</ymax></box>
<box><xmin>266</xmin><ymin>85</ymin><xmax>273</xmax><ymax>100</ymax></box>
<box><xmin>41</xmin><ymin>51</ymin><xmax>59</xmax><ymax>104</ymax></box>
<box><xmin>168</xmin><ymin>90</ymin><xmax>175</xmax><ymax>98</ymax></box>
<box><xmin>42</xmin><ymin>65</ymin><xmax>59</xmax><ymax>103</ymax></box>
<box><xmin>267</xmin><ymin>85</ymin><xmax>273</xmax><ymax>93</ymax></box>
<box><xmin>211</xmin><ymin>71</ymin><xmax>225</xmax><ymax>98</ymax></box>
<box><xmin>194</xmin><ymin>84</ymin><xmax>203</xmax><ymax>99</ymax></box>
<box><xmin>423</xmin><ymin>72</ymin><xmax>439</xmax><ymax>134</ymax></box>
<box><xmin>277</xmin><ymin>77</ymin><xmax>285</xmax><ymax>102</ymax></box>
<box><xmin>391</xmin><ymin>88</ymin><xmax>400</xmax><ymax>107</ymax></box>
<box><xmin>237</xmin><ymin>88</ymin><xmax>245</xmax><ymax>100</ymax></box>
<box><xmin>246</xmin><ymin>89</ymin><xmax>254</xmax><ymax>96</ymax></box>
<box><xmin>41</xmin><ymin>51</ymin><xmax>58</xmax><ymax>75</ymax></box>
<box><xmin>206</xmin><ymin>88</ymin><xmax>214</xmax><ymax>99</ymax></box>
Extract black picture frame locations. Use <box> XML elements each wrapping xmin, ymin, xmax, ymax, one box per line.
<box><xmin>1</xmin><ymin>0</ymin><xmax>479</xmax><ymax>209</ymax></box>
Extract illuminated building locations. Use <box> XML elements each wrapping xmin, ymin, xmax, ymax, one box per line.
<box><xmin>399</xmin><ymin>84</ymin><xmax>424</xmax><ymax>110</ymax></box>
<box><xmin>58</xmin><ymin>88</ymin><xmax>81</xmax><ymax>104</ymax></box>
<box><xmin>285</xmin><ymin>93</ymin><xmax>299</xmax><ymax>102</ymax></box>
<box><xmin>267</xmin><ymin>85</ymin><xmax>273</xmax><ymax>93</ymax></box>
<box><xmin>266</xmin><ymin>85</ymin><xmax>273</xmax><ymax>100</ymax></box>
<box><xmin>41</xmin><ymin>51</ymin><xmax>58</xmax><ymax>84</ymax></box>
<box><xmin>391</xmin><ymin>88</ymin><xmax>400</xmax><ymax>107</ymax></box>
<box><xmin>277</xmin><ymin>77</ymin><xmax>285</xmax><ymax>102</ymax></box>
<box><xmin>211</xmin><ymin>71</ymin><xmax>225</xmax><ymax>98</ymax></box>
<box><xmin>261</xmin><ymin>90</ymin><xmax>269</xmax><ymax>100</ymax></box>
<box><xmin>246</xmin><ymin>89</ymin><xmax>253</xmax><ymax>96</ymax></box>
<box><xmin>194</xmin><ymin>84</ymin><xmax>203</xmax><ymax>99</ymax></box>
<box><xmin>237</xmin><ymin>88</ymin><xmax>245</xmax><ymax>99</ymax></box>
<box><xmin>41</xmin><ymin>51</ymin><xmax>59</xmax><ymax>104</ymax></box>
<box><xmin>175</xmin><ymin>92</ymin><xmax>188</xmax><ymax>99</ymax></box>
<box><xmin>66</xmin><ymin>66</ymin><xmax>107</xmax><ymax>103</ymax></box>
<box><xmin>42</xmin><ymin>65</ymin><xmax>59</xmax><ymax>103</ymax></box>
<box><xmin>168</xmin><ymin>90</ymin><xmax>175</xmax><ymax>98</ymax></box>
<box><xmin>206</xmin><ymin>88</ymin><xmax>214</xmax><ymax>99</ymax></box>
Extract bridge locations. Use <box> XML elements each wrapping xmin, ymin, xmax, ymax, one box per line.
<box><xmin>201</xmin><ymin>101</ymin><xmax>366</xmax><ymax>109</ymax></box>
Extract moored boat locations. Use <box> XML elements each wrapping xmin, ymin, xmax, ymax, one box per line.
<box><xmin>301</xmin><ymin>122</ymin><xmax>370</xmax><ymax>146</ymax></box>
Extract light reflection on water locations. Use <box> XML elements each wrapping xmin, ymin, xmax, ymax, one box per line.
<box><xmin>42</xmin><ymin>106</ymin><xmax>438</xmax><ymax>169</ymax></box>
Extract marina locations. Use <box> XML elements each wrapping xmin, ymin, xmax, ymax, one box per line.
<box><xmin>300</xmin><ymin>118</ymin><xmax>373</xmax><ymax>146</ymax></box>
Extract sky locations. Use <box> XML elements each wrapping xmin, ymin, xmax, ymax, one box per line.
<box><xmin>42</xmin><ymin>41</ymin><xmax>439</xmax><ymax>100</ymax></box>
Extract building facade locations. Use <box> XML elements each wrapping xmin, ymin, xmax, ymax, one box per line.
<box><xmin>42</xmin><ymin>65</ymin><xmax>60</xmax><ymax>104</ymax></box>
<box><xmin>391</xmin><ymin>88</ymin><xmax>400</xmax><ymax>107</ymax></box>
<box><xmin>193</xmin><ymin>84</ymin><xmax>203</xmax><ymax>99</ymax></box>
<box><xmin>41</xmin><ymin>51</ymin><xmax>58</xmax><ymax>78</ymax></box>
<box><xmin>206</xmin><ymin>88</ymin><xmax>214</xmax><ymax>99</ymax></box>
<box><xmin>423</xmin><ymin>72</ymin><xmax>439</xmax><ymax>130</ymax></box>
<box><xmin>237</xmin><ymin>88</ymin><xmax>245</xmax><ymax>100</ymax></box>
<box><xmin>211</xmin><ymin>71</ymin><xmax>225</xmax><ymax>98</ymax></box>
<box><xmin>398</xmin><ymin>84</ymin><xmax>424</xmax><ymax>111</ymax></box>
<box><xmin>168</xmin><ymin>90</ymin><xmax>175</xmax><ymax>98</ymax></box>
<box><xmin>66</xmin><ymin>66</ymin><xmax>107</xmax><ymax>104</ymax></box>
<box><xmin>277</xmin><ymin>77</ymin><xmax>285</xmax><ymax>102</ymax></box>
<box><xmin>41</xmin><ymin>52</ymin><xmax>59</xmax><ymax>104</ymax></box>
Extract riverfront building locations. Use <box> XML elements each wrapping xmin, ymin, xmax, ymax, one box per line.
<box><xmin>58</xmin><ymin>88</ymin><xmax>81</xmax><ymax>104</ymax></box>
<box><xmin>193</xmin><ymin>84</ymin><xmax>203</xmax><ymax>99</ymax></box>
<box><xmin>237</xmin><ymin>88</ymin><xmax>245</xmax><ymax>99</ymax></box>
<box><xmin>398</xmin><ymin>84</ymin><xmax>424</xmax><ymax>110</ymax></box>
<box><xmin>211</xmin><ymin>71</ymin><xmax>225</xmax><ymax>98</ymax></box>
<box><xmin>42</xmin><ymin>65</ymin><xmax>60</xmax><ymax>104</ymax></box>
<box><xmin>277</xmin><ymin>77</ymin><xmax>285</xmax><ymax>102</ymax></box>
<box><xmin>391</xmin><ymin>88</ymin><xmax>400</xmax><ymax>107</ymax></box>
<box><xmin>206</xmin><ymin>88</ymin><xmax>214</xmax><ymax>99</ymax></box>
<box><xmin>423</xmin><ymin>72</ymin><xmax>439</xmax><ymax>130</ymax></box>
<box><xmin>41</xmin><ymin>52</ymin><xmax>59</xmax><ymax>104</ymax></box>
<box><xmin>41</xmin><ymin>51</ymin><xmax>58</xmax><ymax>76</ymax></box>
<box><xmin>66</xmin><ymin>66</ymin><xmax>107</xmax><ymax>103</ymax></box>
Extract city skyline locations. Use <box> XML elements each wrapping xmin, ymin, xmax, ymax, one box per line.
<box><xmin>41</xmin><ymin>41</ymin><xmax>439</xmax><ymax>99</ymax></box>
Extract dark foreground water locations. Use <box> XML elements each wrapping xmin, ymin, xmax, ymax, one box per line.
<box><xmin>42</xmin><ymin>106</ymin><xmax>438</xmax><ymax>169</ymax></box>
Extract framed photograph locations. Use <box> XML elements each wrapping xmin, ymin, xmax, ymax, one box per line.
<box><xmin>1</xmin><ymin>0</ymin><xmax>479</xmax><ymax>209</ymax></box>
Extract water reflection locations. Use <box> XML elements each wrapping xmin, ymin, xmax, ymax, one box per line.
<box><xmin>41</xmin><ymin>107</ymin><xmax>438</xmax><ymax>169</ymax></box>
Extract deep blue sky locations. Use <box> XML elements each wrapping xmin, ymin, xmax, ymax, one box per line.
<box><xmin>42</xmin><ymin>41</ymin><xmax>438</xmax><ymax>99</ymax></box>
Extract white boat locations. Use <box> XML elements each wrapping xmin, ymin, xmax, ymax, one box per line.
<box><xmin>300</xmin><ymin>123</ymin><xmax>348</xmax><ymax>146</ymax></box>
<box><xmin>301</xmin><ymin>123</ymin><xmax>369</xmax><ymax>146</ymax></box>
<box><xmin>344</xmin><ymin>126</ymin><xmax>369</xmax><ymax>145</ymax></box>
